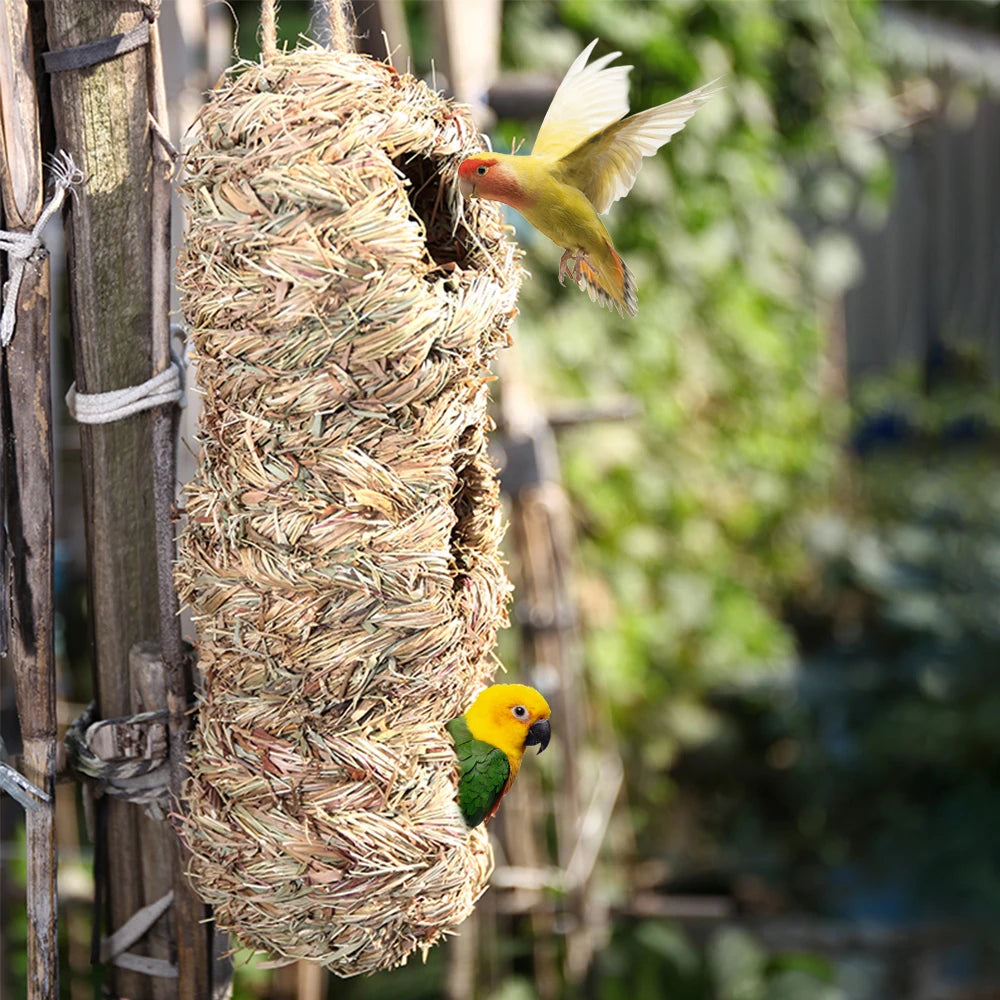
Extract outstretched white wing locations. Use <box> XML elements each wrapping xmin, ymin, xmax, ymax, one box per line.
<box><xmin>559</xmin><ymin>79</ymin><xmax>721</xmax><ymax>214</ymax></box>
<box><xmin>531</xmin><ymin>39</ymin><xmax>632</xmax><ymax>158</ymax></box>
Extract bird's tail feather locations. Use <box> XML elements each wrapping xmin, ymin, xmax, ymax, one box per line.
<box><xmin>577</xmin><ymin>243</ymin><xmax>637</xmax><ymax>318</ymax></box>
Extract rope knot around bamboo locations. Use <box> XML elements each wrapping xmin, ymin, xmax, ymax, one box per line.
<box><xmin>174</xmin><ymin>47</ymin><xmax>523</xmax><ymax>975</ymax></box>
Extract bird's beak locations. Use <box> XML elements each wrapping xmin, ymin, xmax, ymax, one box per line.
<box><xmin>525</xmin><ymin>718</ymin><xmax>551</xmax><ymax>754</ymax></box>
<box><xmin>458</xmin><ymin>177</ymin><xmax>476</xmax><ymax>199</ymax></box>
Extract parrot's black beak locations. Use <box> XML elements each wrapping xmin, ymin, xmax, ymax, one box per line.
<box><xmin>525</xmin><ymin>718</ymin><xmax>551</xmax><ymax>754</ymax></box>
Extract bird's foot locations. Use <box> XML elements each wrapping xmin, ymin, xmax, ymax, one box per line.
<box><xmin>572</xmin><ymin>253</ymin><xmax>587</xmax><ymax>288</ymax></box>
<box><xmin>558</xmin><ymin>248</ymin><xmax>578</xmax><ymax>286</ymax></box>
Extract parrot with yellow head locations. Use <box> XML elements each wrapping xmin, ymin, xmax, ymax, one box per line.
<box><xmin>458</xmin><ymin>39</ymin><xmax>719</xmax><ymax>317</ymax></box>
<box><xmin>446</xmin><ymin>683</ymin><xmax>551</xmax><ymax>827</ymax></box>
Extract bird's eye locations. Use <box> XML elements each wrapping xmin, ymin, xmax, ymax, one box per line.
<box><xmin>476</xmin><ymin>165</ymin><xmax>488</xmax><ymax>176</ymax></box>
<box><xmin>512</xmin><ymin>705</ymin><xmax>528</xmax><ymax>720</ymax></box>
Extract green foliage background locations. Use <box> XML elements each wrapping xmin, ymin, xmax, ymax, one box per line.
<box><xmin>499</xmin><ymin>0</ymin><xmax>893</xmax><ymax>852</ymax></box>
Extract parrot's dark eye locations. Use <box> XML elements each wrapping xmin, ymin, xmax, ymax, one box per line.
<box><xmin>512</xmin><ymin>705</ymin><xmax>528</xmax><ymax>720</ymax></box>
<box><xmin>476</xmin><ymin>164</ymin><xmax>488</xmax><ymax>176</ymax></box>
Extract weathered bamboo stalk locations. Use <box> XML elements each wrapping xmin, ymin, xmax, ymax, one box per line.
<box><xmin>0</xmin><ymin>3</ymin><xmax>44</xmax><ymax>233</ymax></box>
<box><xmin>41</xmin><ymin>2</ymin><xmax>209</xmax><ymax>995</ymax></box>
<box><xmin>497</xmin><ymin>346</ymin><xmax>597</xmax><ymax>992</ymax></box>
<box><xmin>0</xmin><ymin>2</ymin><xmax>58</xmax><ymax>996</ymax></box>
<box><xmin>5</xmin><ymin>251</ymin><xmax>58</xmax><ymax>1000</ymax></box>
<box><xmin>444</xmin><ymin>905</ymin><xmax>478</xmax><ymax>1000</ymax></box>
<box><xmin>349</xmin><ymin>0</ymin><xmax>409</xmax><ymax>65</ymax></box>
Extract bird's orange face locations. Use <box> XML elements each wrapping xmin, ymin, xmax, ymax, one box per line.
<box><xmin>457</xmin><ymin>155</ymin><xmax>499</xmax><ymax>199</ymax></box>
<box><xmin>457</xmin><ymin>156</ymin><xmax>529</xmax><ymax>210</ymax></box>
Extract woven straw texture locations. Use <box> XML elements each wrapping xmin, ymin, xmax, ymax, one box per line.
<box><xmin>174</xmin><ymin>47</ymin><xmax>522</xmax><ymax>975</ymax></box>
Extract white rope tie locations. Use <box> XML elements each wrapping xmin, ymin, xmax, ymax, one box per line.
<box><xmin>65</xmin><ymin>352</ymin><xmax>185</xmax><ymax>425</ymax></box>
<box><xmin>0</xmin><ymin>151</ymin><xmax>82</xmax><ymax>348</ymax></box>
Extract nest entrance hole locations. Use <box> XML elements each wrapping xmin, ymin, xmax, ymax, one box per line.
<box><xmin>395</xmin><ymin>152</ymin><xmax>470</xmax><ymax>271</ymax></box>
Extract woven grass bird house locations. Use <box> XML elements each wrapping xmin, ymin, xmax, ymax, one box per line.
<box><xmin>173</xmin><ymin>43</ymin><xmax>522</xmax><ymax>975</ymax></box>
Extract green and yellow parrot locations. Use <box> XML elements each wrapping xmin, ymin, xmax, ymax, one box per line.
<box><xmin>446</xmin><ymin>684</ymin><xmax>552</xmax><ymax>827</ymax></box>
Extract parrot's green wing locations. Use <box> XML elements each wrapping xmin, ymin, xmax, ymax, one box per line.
<box><xmin>446</xmin><ymin>715</ymin><xmax>511</xmax><ymax>828</ymax></box>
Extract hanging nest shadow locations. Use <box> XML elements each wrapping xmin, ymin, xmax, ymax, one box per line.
<box><xmin>174</xmin><ymin>46</ymin><xmax>522</xmax><ymax>976</ymax></box>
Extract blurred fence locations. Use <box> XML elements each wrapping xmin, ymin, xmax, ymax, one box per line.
<box><xmin>845</xmin><ymin>16</ymin><xmax>1000</xmax><ymax>383</ymax></box>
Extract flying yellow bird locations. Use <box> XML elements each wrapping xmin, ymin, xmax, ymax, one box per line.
<box><xmin>458</xmin><ymin>40</ymin><xmax>719</xmax><ymax>317</ymax></box>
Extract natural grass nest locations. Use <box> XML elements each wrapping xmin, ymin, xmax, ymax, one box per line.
<box><xmin>174</xmin><ymin>45</ymin><xmax>522</xmax><ymax>976</ymax></box>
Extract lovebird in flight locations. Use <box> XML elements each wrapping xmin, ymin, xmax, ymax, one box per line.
<box><xmin>446</xmin><ymin>683</ymin><xmax>551</xmax><ymax>828</ymax></box>
<box><xmin>458</xmin><ymin>39</ymin><xmax>719</xmax><ymax>317</ymax></box>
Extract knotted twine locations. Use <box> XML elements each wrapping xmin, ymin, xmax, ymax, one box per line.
<box><xmin>65</xmin><ymin>350</ymin><xmax>185</xmax><ymax>424</ymax></box>
<box><xmin>0</xmin><ymin>151</ymin><xmax>81</xmax><ymax>348</ymax></box>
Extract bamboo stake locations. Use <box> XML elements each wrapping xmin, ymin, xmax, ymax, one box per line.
<box><xmin>444</xmin><ymin>907</ymin><xmax>478</xmax><ymax>1000</ymax></box>
<box><xmin>0</xmin><ymin>0</ymin><xmax>43</xmax><ymax>230</ymax></box>
<box><xmin>497</xmin><ymin>344</ymin><xmax>601</xmax><ymax>990</ymax></box>
<box><xmin>296</xmin><ymin>960</ymin><xmax>325</xmax><ymax>1000</ymax></box>
<box><xmin>4</xmin><ymin>251</ymin><xmax>58</xmax><ymax>1000</ymax></box>
<box><xmin>42</xmin><ymin>3</ymin><xmax>182</xmax><ymax>996</ymax></box>
<box><xmin>0</xmin><ymin>3</ymin><xmax>57</xmax><ymax>996</ymax></box>
<box><xmin>349</xmin><ymin>0</ymin><xmax>407</xmax><ymax>65</ymax></box>
<box><xmin>430</xmin><ymin>0</ymin><xmax>501</xmax><ymax>128</ymax></box>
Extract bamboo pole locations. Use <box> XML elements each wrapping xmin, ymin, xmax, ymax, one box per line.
<box><xmin>429</xmin><ymin>0</ymin><xmax>501</xmax><ymax>127</ymax></box>
<box><xmin>4</xmin><ymin>255</ymin><xmax>58</xmax><ymax>1000</ymax></box>
<box><xmin>0</xmin><ymin>2</ymin><xmax>57</xmax><ymax>996</ymax></box>
<box><xmin>5</xmin><ymin>254</ymin><xmax>58</xmax><ymax>1000</ymax></box>
<box><xmin>349</xmin><ymin>0</ymin><xmax>409</xmax><ymax>66</ymax></box>
<box><xmin>41</xmin><ymin>2</ymin><xmax>210</xmax><ymax>995</ymax></box>
<box><xmin>0</xmin><ymin>0</ymin><xmax>44</xmax><ymax>231</ymax></box>
<box><xmin>498</xmin><ymin>344</ymin><xmax>602</xmax><ymax>991</ymax></box>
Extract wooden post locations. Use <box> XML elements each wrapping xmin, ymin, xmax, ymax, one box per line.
<box><xmin>444</xmin><ymin>903</ymin><xmax>479</xmax><ymax>1000</ymax></box>
<box><xmin>498</xmin><ymin>344</ymin><xmax>606</xmax><ymax>991</ymax></box>
<box><xmin>42</xmin><ymin>2</ymin><xmax>209</xmax><ymax>996</ymax></box>
<box><xmin>429</xmin><ymin>0</ymin><xmax>501</xmax><ymax>126</ymax></box>
<box><xmin>124</xmin><ymin>643</ymin><xmax>177</xmax><ymax>1000</ymax></box>
<box><xmin>0</xmin><ymin>2</ymin><xmax>57</xmax><ymax>997</ymax></box>
<box><xmin>4</xmin><ymin>253</ymin><xmax>58</xmax><ymax>1000</ymax></box>
<box><xmin>350</xmin><ymin>0</ymin><xmax>409</xmax><ymax>66</ymax></box>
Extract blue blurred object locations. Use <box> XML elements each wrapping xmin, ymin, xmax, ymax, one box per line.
<box><xmin>850</xmin><ymin>410</ymin><xmax>913</xmax><ymax>455</ymax></box>
<box><xmin>941</xmin><ymin>414</ymin><xmax>989</xmax><ymax>443</ymax></box>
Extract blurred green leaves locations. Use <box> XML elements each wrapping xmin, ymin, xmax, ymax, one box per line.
<box><xmin>669</xmin><ymin>422</ymin><xmax>1000</xmax><ymax>923</ymax></box>
<box><xmin>501</xmin><ymin>0</ymin><xmax>892</xmax><ymax>838</ymax></box>
<box><xmin>593</xmin><ymin>921</ymin><xmax>842</xmax><ymax>1000</ymax></box>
